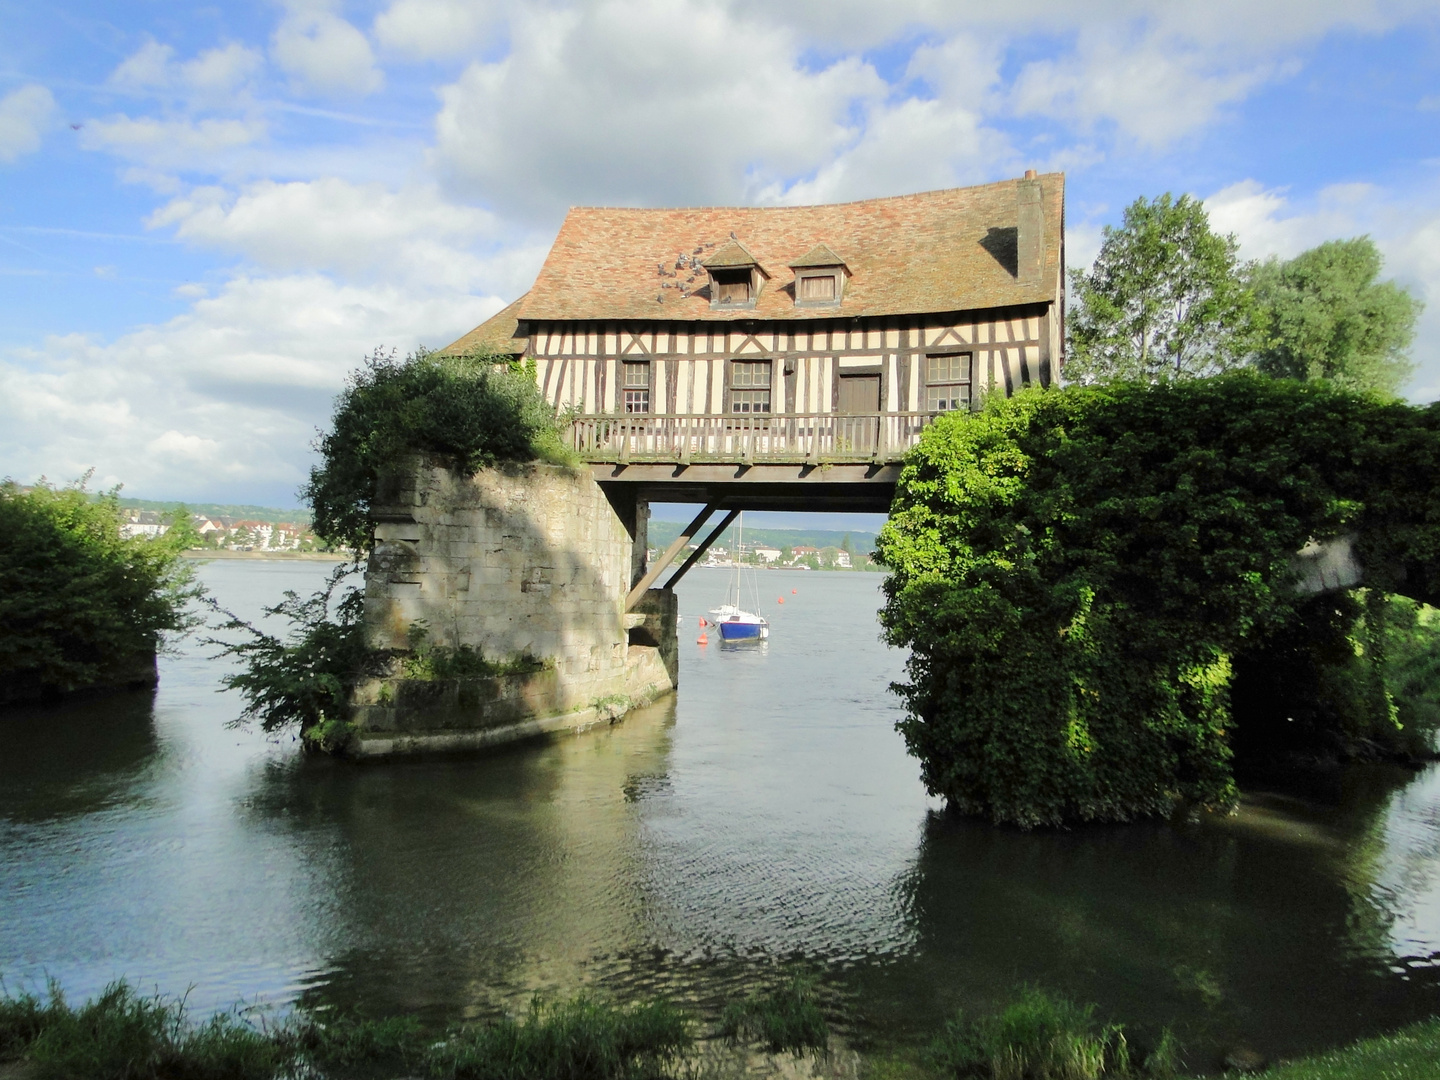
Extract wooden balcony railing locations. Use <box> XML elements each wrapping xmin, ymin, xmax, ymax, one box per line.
<box><xmin>567</xmin><ymin>412</ymin><xmax>936</xmax><ymax>464</ymax></box>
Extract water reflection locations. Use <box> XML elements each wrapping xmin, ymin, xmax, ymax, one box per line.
<box><xmin>0</xmin><ymin>690</ymin><xmax>160</xmax><ymax>823</ymax></box>
<box><xmin>2</xmin><ymin>561</ymin><xmax>1440</xmax><ymax>1066</ymax></box>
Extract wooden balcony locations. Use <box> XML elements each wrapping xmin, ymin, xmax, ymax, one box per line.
<box><xmin>567</xmin><ymin>411</ymin><xmax>936</xmax><ymax>465</ymax></box>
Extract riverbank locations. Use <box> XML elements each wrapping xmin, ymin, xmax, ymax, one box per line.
<box><xmin>1</xmin><ymin>979</ymin><xmax>1435</xmax><ymax>1080</ymax></box>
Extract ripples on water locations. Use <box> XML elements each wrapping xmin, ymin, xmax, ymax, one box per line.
<box><xmin>2</xmin><ymin>559</ymin><xmax>1439</xmax><ymax>1062</ymax></box>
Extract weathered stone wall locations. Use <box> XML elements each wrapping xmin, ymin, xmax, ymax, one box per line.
<box><xmin>348</xmin><ymin>459</ymin><xmax>676</xmax><ymax>757</ymax></box>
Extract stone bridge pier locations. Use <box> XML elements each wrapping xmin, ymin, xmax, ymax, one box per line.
<box><xmin>347</xmin><ymin>458</ymin><xmax>676</xmax><ymax>757</ymax></box>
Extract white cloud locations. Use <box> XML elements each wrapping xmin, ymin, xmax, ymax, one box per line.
<box><xmin>729</xmin><ymin>0</ymin><xmax>1438</xmax><ymax>52</ymax></box>
<box><xmin>0</xmin><ymin>273</ymin><xmax>502</xmax><ymax>499</ymax></box>
<box><xmin>145</xmin><ymin>178</ymin><xmax>544</xmax><ymax>295</ymax></box>
<box><xmin>373</xmin><ymin>0</ymin><xmax>506</xmax><ymax>58</ymax></box>
<box><xmin>109</xmin><ymin>40</ymin><xmax>265</xmax><ymax>104</ymax></box>
<box><xmin>432</xmin><ymin>0</ymin><xmax>886</xmax><ymax>216</ymax></box>
<box><xmin>78</xmin><ymin>116</ymin><xmax>267</xmax><ymax>172</ymax></box>
<box><xmin>1010</xmin><ymin>28</ymin><xmax>1284</xmax><ymax>146</ymax></box>
<box><xmin>109</xmin><ymin>41</ymin><xmax>176</xmax><ymax>91</ymax></box>
<box><xmin>1204</xmin><ymin>177</ymin><xmax>1440</xmax><ymax>401</ymax></box>
<box><xmin>760</xmin><ymin>97</ymin><xmax>1011</xmax><ymax>206</ymax></box>
<box><xmin>272</xmin><ymin>2</ymin><xmax>384</xmax><ymax>96</ymax></box>
<box><xmin>0</xmin><ymin>84</ymin><xmax>57</xmax><ymax>163</ymax></box>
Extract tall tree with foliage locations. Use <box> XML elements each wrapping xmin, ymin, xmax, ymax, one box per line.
<box><xmin>0</xmin><ymin>477</ymin><xmax>200</xmax><ymax>704</ymax></box>
<box><xmin>1066</xmin><ymin>194</ymin><xmax>1261</xmax><ymax>384</ymax></box>
<box><xmin>1250</xmin><ymin>237</ymin><xmax>1422</xmax><ymax>398</ymax></box>
<box><xmin>875</xmin><ymin>376</ymin><xmax>1440</xmax><ymax>827</ymax></box>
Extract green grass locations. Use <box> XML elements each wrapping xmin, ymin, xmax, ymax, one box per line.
<box><xmin>428</xmin><ymin>996</ymin><xmax>693</xmax><ymax>1080</ymax></box>
<box><xmin>3</xmin><ymin>979</ymin><xmax>1436</xmax><ymax>1080</ymax></box>
<box><xmin>0</xmin><ymin>982</ymin><xmax>692</xmax><ymax>1080</ymax></box>
<box><xmin>1257</xmin><ymin>1017</ymin><xmax>1440</xmax><ymax>1080</ymax></box>
<box><xmin>1</xmin><ymin>981</ymin><xmax>284</xmax><ymax>1080</ymax></box>
<box><xmin>927</xmin><ymin>987</ymin><xmax>1178</xmax><ymax>1080</ymax></box>
<box><xmin>718</xmin><ymin>976</ymin><xmax>829</xmax><ymax>1056</ymax></box>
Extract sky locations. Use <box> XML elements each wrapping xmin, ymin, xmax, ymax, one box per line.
<box><xmin>2</xmin><ymin>0</ymin><xmax>1439</xmax><ymax>520</ymax></box>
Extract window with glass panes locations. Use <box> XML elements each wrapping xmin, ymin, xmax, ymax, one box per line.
<box><xmin>925</xmin><ymin>353</ymin><xmax>971</xmax><ymax>412</ymax></box>
<box><xmin>622</xmin><ymin>361</ymin><xmax>650</xmax><ymax>413</ymax></box>
<box><xmin>730</xmin><ymin>360</ymin><xmax>772</xmax><ymax>413</ymax></box>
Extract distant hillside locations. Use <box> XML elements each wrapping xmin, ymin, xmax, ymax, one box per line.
<box><xmin>648</xmin><ymin>519</ymin><xmax>877</xmax><ymax>554</ymax></box>
<box><xmin>113</xmin><ymin>497</ymin><xmax>311</xmax><ymax>524</ymax></box>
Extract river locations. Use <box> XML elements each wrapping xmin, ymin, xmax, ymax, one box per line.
<box><xmin>2</xmin><ymin>559</ymin><xmax>1439</xmax><ymax>1066</ymax></box>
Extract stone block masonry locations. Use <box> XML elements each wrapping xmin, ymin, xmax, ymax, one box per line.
<box><xmin>348</xmin><ymin>458</ymin><xmax>677</xmax><ymax>757</ymax></box>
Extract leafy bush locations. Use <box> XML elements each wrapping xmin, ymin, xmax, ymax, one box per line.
<box><xmin>427</xmin><ymin>996</ymin><xmax>693</xmax><ymax>1080</ymax></box>
<box><xmin>303</xmin><ymin>348</ymin><xmax>573</xmax><ymax>554</ymax></box>
<box><xmin>205</xmin><ymin>566</ymin><xmax>382</xmax><ymax>746</ymax></box>
<box><xmin>719</xmin><ymin>976</ymin><xmax>829</xmax><ymax>1056</ymax></box>
<box><xmin>876</xmin><ymin>376</ymin><xmax>1440</xmax><ymax>826</ymax></box>
<box><xmin>0</xmin><ymin>477</ymin><xmax>200</xmax><ymax>703</ymax></box>
<box><xmin>928</xmin><ymin>987</ymin><xmax>1175</xmax><ymax>1080</ymax></box>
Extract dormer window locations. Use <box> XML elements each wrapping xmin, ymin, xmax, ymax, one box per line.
<box><xmin>703</xmin><ymin>239</ymin><xmax>767</xmax><ymax>310</ymax></box>
<box><xmin>712</xmin><ymin>269</ymin><xmax>752</xmax><ymax>306</ymax></box>
<box><xmin>798</xmin><ymin>274</ymin><xmax>836</xmax><ymax>301</ymax></box>
<box><xmin>789</xmin><ymin>244</ymin><xmax>848</xmax><ymax>308</ymax></box>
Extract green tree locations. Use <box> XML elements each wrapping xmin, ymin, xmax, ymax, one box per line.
<box><xmin>1066</xmin><ymin>194</ymin><xmax>1261</xmax><ymax>384</ymax></box>
<box><xmin>1250</xmin><ymin>237</ymin><xmax>1422</xmax><ymax>398</ymax></box>
<box><xmin>0</xmin><ymin>477</ymin><xmax>200</xmax><ymax>702</ymax></box>
<box><xmin>303</xmin><ymin>348</ymin><xmax>572</xmax><ymax>554</ymax></box>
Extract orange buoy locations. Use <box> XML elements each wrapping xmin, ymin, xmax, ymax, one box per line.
<box><xmin>777</xmin><ymin>597</ymin><xmax>784</xmax><ymax>604</ymax></box>
<box><xmin>698</xmin><ymin>616</ymin><xmax>707</xmax><ymax>627</ymax></box>
<box><xmin>697</xmin><ymin>632</ymin><xmax>708</xmax><ymax>645</ymax></box>
<box><xmin>791</xmin><ymin>588</ymin><xmax>797</xmax><ymax>594</ymax></box>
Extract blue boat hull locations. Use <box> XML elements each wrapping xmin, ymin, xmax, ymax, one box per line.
<box><xmin>717</xmin><ymin>620</ymin><xmax>764</xmax><ymax>640</ymax></box>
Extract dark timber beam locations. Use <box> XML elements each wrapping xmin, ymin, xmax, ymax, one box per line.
<box><xmin>625</xmin><ymin>502</ymin><xmax>717</xmax><ymax>612</ymax></box>
<box><xmin>664</xmin><ymin>508</ymin><xmax>740</xmax><ymax>591</ymax></box>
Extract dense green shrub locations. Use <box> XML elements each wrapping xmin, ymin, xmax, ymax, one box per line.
<box><xmin>0</xmin><ymin>478</ymin><xmax>200</xmax><ymax>703</ymax></box>
<box><xmin>302</xmin><ymin>348</ymin><xmax>572</xmax><ymax>553</ymax></box>
<box><xmin>876</xmin><ymin>376</ymin><xmax>1440</xmax><ymax>826</ymax></box>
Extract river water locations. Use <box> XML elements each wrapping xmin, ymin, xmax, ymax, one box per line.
<box><xmin>3</xmin><ymin>559</ymin><xmax>1440</xmax><ymax>1066</ymax></box>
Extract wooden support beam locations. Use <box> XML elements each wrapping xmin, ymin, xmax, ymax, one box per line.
<box><xmin>625</xmin><ymin>502</ymin><xmax>717</xmax><ymax>611</ymax></box>
<box><xmin>664</xmin><ymin>508</ymin><xmax>740</xmax><ymax>590</ymax></box>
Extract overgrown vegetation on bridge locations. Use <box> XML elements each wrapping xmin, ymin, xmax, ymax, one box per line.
<box><xmin>876</xmin><ymin>376</ymin><xmax>1440</xmax><ymax>827</ymax></box>
<box><xmin>303</xmin><ymin>347</ymin><xmax>573</xmax><ymax>554</ymax></box>
<box><xmin>0</xmin><ymin>477</ymin><xmax>200</xmax><ymax>706</ymax></box>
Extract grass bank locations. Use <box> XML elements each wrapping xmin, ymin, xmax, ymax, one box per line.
<box><xmin>1</xmin><ymin>979</ymin><xmax>1436</xmax><ymax>1080</ymax></box>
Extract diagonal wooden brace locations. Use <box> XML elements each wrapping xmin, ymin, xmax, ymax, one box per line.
<box><xmin>663</xmin><ymin>508</ymin><xmax>740</xmax><ymax>590</ymax></box>
<box><xmin>624</xmin><ymin>502</ymin><xmax>718</xmax><ymax>612</ymax></box>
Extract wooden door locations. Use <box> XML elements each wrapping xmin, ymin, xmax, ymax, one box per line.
<box><xmin>837</xmin><ymin>375</ymin><xmax>880</xmax><ymax>451</ymax></box>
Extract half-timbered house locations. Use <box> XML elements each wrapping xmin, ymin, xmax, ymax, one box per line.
<box><xmin>441</xmin><ymin>171</ymin><xmax>1064</xmax><ymax>515</ymax></box>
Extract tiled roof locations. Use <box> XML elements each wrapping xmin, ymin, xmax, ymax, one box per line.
<box><xmin>511</xmin><ymin>174</ymin><xmax>1063</xmax><ymax>324</ymax></box>
<box><xmin>790</xmin><ymin>243</ymin><xmax>847</xmax><ymax>269</ymax></box>
<box><xmin>703</xmin><ymin>239</ymin><xmax>762</xmax><ymax>270</ymax></box>
<box><xmin>437</xmin><ymin>294</ymin><xmax>529</xmax><ymax>356</ymax></box>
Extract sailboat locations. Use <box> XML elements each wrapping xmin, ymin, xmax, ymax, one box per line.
<box><xmin>706</xmin><ymin>512</ymin><xmax>770</xmax><ymax>641</ymax></box>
